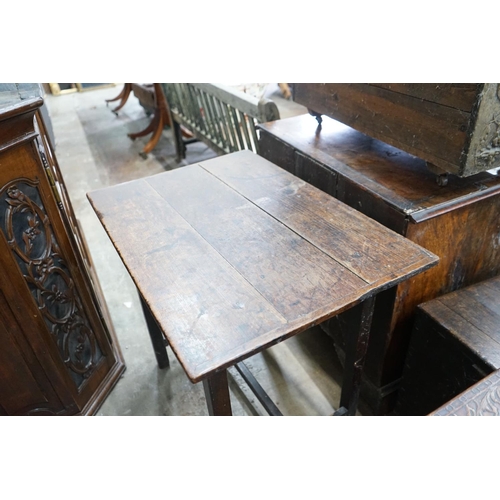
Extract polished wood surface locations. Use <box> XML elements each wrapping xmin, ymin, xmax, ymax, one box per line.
<box><xmin>258</xmin><ymin>114</ymin><xmax>500</xmax><ymax>215</ymax></box>
<box><xmin>258</xmin><ymin>114</ymin><xmax>500</xmax><ymax>414</ymax></box>
<box><xmin>88</xmin><ymin>150</ymin><xmax>437</xmax><ymax>391</ymax></box>
<box><xmin>0</xmin><ymin>98</ymin><xmax>125</xmax><ymax>415</ymax></box>
<box><xmin>292</xmin><ymin>83</ymin><xmax>500</xmax><ymax>177</ymax></box>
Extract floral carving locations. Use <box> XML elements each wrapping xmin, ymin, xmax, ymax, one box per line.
<box><xmin>0</xmin><ymin>179</ymin><xmax>102</xmax><ymax>387</ymax></box>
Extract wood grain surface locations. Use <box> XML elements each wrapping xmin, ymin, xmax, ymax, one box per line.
<box><xmin>88</xmin><ymin>151</ymin><xmax>438</xmax><ymax>383</ymax></box>
<box><xmin>430</xmin><ymin>369</ymin><xmax>500</xmax><ymax>416</ymax></box>
<box><xmin>258</xmin><ymin>114</ymin><xmax>500</xmax><ymax>217</ymax></box>
<box><xmin>422</xmin><ymin>276</ymin><xmax>500</xmax><ymax>369</ymax></box>
<box><xmin>292</xmin><ymin>83</ymin><xmax>478</xmax><ymax>174</ymax></box>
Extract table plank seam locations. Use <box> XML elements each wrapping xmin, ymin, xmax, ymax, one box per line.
<box><xmin>197</xmin><ymin>163</ymin><xmax>376</xmax><ymax>285</ymax></box>
<box><xmin>143</xmin><ymin>177</ymin><xmax>290</xmax><ymax>323</ymax></box>
<box><xmin>198</xmin><ymin>162</ymin><xmax>437</xmax><ymax>287</ymax></box>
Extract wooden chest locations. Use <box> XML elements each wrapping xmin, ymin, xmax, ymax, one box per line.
<box><xmin>257</xmin><ymin>114</ymin><xmax>500</xmax><ymax>414</ymax></box>
<box><xmin>430</xmin><ymin>369</ymin><xmax>500</xmax><ymax>416</ymax></box>
<box><xmin>292</xmin><ymin>83</ymin><xmax>500</xmax><ymax>178</ymax></box>
<box><xmin>397</xmin><ymin>275</ymin><xmax>500</xmax><ymax>416</ymax></box>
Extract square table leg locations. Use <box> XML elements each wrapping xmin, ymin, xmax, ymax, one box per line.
<box><xmin>339</xmin><ymin>296</ymin><xmax>376</xmax><ymax>416</ymax></box>
<box><xmin>203</xmin><ymin>370</ymin><xmax>233</xmax><ymax>416</ymax></box>
<box><xmin>139</xmin><ymin>294</ymin><xmax>170</xmax><ymax>369</ymax></box>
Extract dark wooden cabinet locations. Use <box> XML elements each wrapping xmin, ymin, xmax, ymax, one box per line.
<box><xmin>0</xmin><ymin>97</ymin><xmax>125</xmax><ymax>416</ymax></box>
<box><xmin>258</xmin><ymin>114</ymin><xmax>500</xmax><ymax>414</ymax></box>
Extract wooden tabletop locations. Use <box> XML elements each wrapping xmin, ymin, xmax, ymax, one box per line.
<box><xmin>88</xmin><ymin>150</ymin><xmax>438</xmax><ymax>383</ymax></box>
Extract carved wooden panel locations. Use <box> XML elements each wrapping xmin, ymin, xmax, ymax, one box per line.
<box><xmin>431</xmin><ymin>370</ymin><xmax>500</xmax><ymax>416</ymax></box>
<box><xmin>0</xmin><ymin>177</ymin><xmax>103</xmax><ymax>388</ymax></box>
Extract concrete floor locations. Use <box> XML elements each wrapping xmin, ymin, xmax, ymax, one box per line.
<box><xmin>44</xmin><ymin>84</ymin><xmax>349</xmax><ymax>416</ymax></box>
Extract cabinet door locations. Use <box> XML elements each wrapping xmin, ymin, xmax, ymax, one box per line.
<box><xmin>0</xmin><ymin>104</ymin><xmax>123</xmax><ymax>414</ymax></box>
<box><xmin>0</xmin><ymin>287</ymin><xmax>71</xmax><ymax>415</ymax></box>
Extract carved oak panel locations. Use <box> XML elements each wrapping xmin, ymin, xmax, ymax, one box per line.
<box><xmin>0</xmin><ymin>178</ymin><xmax>103</xmax><ymax>388</ymax></box>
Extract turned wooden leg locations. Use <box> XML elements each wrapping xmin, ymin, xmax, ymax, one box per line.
<box><xmin>202</xmin><ymin>370</ymin><xmax>232</xmax><ymax>416</ymax></box>
<box><xmin>338</xmin><ymin>295</ymin><xmax>375</xmax><ymax>416</ymax></box>
<box><xmin>139</xmin><ymin>294</ymin><xmax>169</xmax><ymax>369</ymax></box>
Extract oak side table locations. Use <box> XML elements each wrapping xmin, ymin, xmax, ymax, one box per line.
<box><xmin>88</xmin><ymin>151</ymin><xmax>437</xmax><ymax>416</ymax></box>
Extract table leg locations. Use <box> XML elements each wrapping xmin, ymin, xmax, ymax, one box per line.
<box><xmin>139</xmin><ymin>294</ymin><xmax>170</xmax><ymax>369</ymax></box>
<box><xmin>106</xmin><ymin>83</ymin><xmax>132</xmax><ymax>113</ymax></box>
<box><xmin>203</xmin><ymin>370</ymin><xmax>232</xmax><ymax>416</ymax></box>
<box><xmin>339</xmin><ymin>296</ymin><xmax>376</xmax><ymax>415</ymax></box>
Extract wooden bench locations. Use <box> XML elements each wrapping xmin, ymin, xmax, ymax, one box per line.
<box><xmin>396</xmin><ymin>275</ymin><xmax>500</xmax><ymax>415</ymax></box>
<box><xmin>161</xmin><ymin>83</ymin><xmax>280</xmax><ymax>161</ymax></box>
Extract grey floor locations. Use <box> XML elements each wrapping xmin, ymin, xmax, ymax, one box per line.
<box><xmin>44</xmin><ymin>84</ymin><xmax>348</xmax><ymax>416</ymax></box>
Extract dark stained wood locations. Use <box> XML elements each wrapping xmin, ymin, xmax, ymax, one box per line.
<box><xmin>88</xmin><ymin>150</ymin><xmax>437</xmax><ymax>415</ymax></box>
<box><xmin>0</xmin><ymin>286</ymin><xmax>67</xmax><ymax>415</ymax></box>
<box><xmin>199</xmin><ymin>151</ymin><xmax>436</xmax><ymax>288</ymax></box>
<box><xmin>234</xmin><ymin>362</ymin><xmax>283</xmax><ymax>416</ymax></box>
<box><xmin>293</xmin><ymin>83</ymin><xmax>470</xmax><ymax>169</ymax></box>
<box><xmin>259</xmin><ymin>115</ymin><xmax>500</xmax><ymax>218</ymax></box>
<box><xmin>203</xmin><ymin>370</ymin><xmax>232</xmax><ymax>416</ymax></box>
<box><xmin>339</xmin><ymin>296</ymin><xmax>375</xmax><ymax>415</ymax></box>
<box><xmin>293</xmin><ymin>83</ymin><xmax>500</xmax><ymax>177</ymax></box>
<box><xmin>397</xmin><ymin>275</ymin><xmax>500</xmax><ymax>416</ymax></box>
<box><xmin>139</xmin><ymin>294</ymin><xmax>170</xmax><ymax>369</ymax></box>
<box><xmin>430</xmin><ymin>369</ymin><xmax>500</xmax><ymax>416</ymax></box>
<box><xmin>368</xmin><ymin>84</ymin><xmax>480</xmax><ymax>113</ymax></box>
<box><xmin>0</xmin><ymin>98</ymin><xmax>125</xmax><ymax>416</ymax></box>
<box><xmin>146</xmin><ymin>166</ymin><xmax>367</xmax><ymax>319</ymax></box>
<box><xmin>257</xmin><ymin>114</ymin><xmax>500</xmax><ymax>414</ymax></box>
